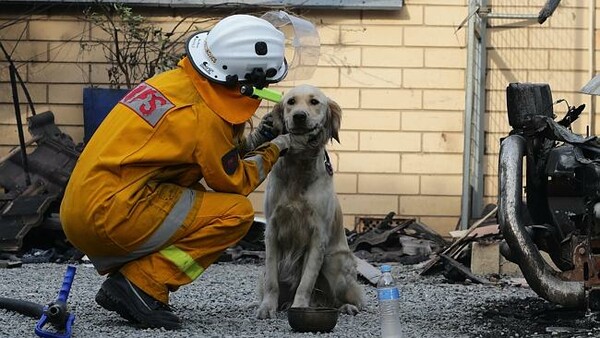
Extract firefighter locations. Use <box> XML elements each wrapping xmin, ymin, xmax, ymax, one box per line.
<box><xmin>60</xmin><ymin>14</ymin><xmax>309</xmax><ymax>330</ymax></box>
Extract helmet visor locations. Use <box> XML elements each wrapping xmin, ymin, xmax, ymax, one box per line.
<box><xmin>261</xmin><ymin>11</ymin><xmax>320</xmax><ymax>82</ymax></box>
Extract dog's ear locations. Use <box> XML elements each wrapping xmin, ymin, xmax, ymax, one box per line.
<box><xmin>270</xmin><ymin>101</ymin><xmax>286</xmax><ymax>135</ymax></box>
<box><xmin>327</xmin><ymin>99</ymin><xmax>342</xmax><ymax>143</ymax></box>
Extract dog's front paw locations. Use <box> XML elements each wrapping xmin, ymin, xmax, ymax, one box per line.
<box><xmin>339</xmin><ymin>304</ymin><xmax>360</xmax><ymax>315</ymax></box>
<box><xmin>256</xmin><ymin>301</ymin><xmax>277</xmax><ymax>319</ymax></box>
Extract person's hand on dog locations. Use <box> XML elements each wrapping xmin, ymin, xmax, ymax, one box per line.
<box><xmin>245</xmin><ymin>112</ymin><xmax>279</xmax><ymax>151</ymax></box>
<box><xmin>257</xmin><ymin>112</ymin><xmax>278</xmax><ymax>140</ymax></box>
<box><xmin>271</xmin><ymin>133</ymin><xmax>311</xmax><ymax>155</ymax></box>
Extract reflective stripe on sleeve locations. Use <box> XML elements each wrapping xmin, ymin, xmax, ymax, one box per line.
<box><xmin>244</xmin><ymin>154</ymin><xmax>266</xmax><ymax>182</ymax></box>
<box><xmin>159</xmin><ymin>245</ymin><xmax>205</xmax><ymax>280</ymax></box>
<box><xmin>89</xmin><ymin>188</ymin><xmax>196</xmax><ymax>272</ymax></box>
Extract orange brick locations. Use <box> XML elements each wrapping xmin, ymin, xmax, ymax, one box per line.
<box><xmin>39</xmin><ymin>104</ymin><xmax>84</xmax><ymax>125</ymax></box>
<box><xmin>342</xmin><ymin>215</ymin><xmax>355</xmax><ymax>230</ymax></box>
<box><xmin>29</xmin><ymin>20</ymin><xmax>86</xmax><ymax>41</ymax></box>
<box><xmin>488</xmin><ymin>28</ymin><xmax>529</xmax><ymax>49</ymax></box>
<box><xmin>404</xmin><ymin>69</ymin><xmax>464</xmax><ymax>89</ymax></box>
<box><xmin>423</xmin><ymin>90</ymin><xmax>465</xmax><ymax>110</ymax></box>
<box><xmin>313</xmin><ymin>11</ymin><xmax>361</xmax><ymax>25</ymax></box>
<box><xmin>400</xmin><ymin>196</ymin><xmax>460</xmax><ymax>216</ymax></box>
<box><xmin>402</xmin><ymin>111</ymin><xmax>463</xmax><ymax>132</ymax></box>
<box><xmin>0</xmin><ymin>125</ymin><xmax>21</xmax><ymax>144</ymax></box>
<box><xmin>341</xmin><ymin>67</ymin><xmax>402</xmax><ymax>88</ymax></box>
<box><xmin>424</xmin><ymin>6</ymin><xmax>469</xmax><ymax>26</ymax></box>
<box><xmin>528</xmin><ymin>70</ymin><xmax>589</xmax><ymax>92</ymax></box>
<box><xmin>404</xmin><ymin>26</ymin><xmax>465</xmax><ymax>47</ymax></box>
<box><xmin>319</xmin><ymin>25</ymin><xmax>340</xmax><ymax>45</ymax></box>
<box><xmin>408</xmin><ymin>0</ymin><xmax>464</xmax><ymax>4</ymax></box>
<box><xmin>362</xmin><ymin>47</ymin><xmax>424</xmax><ymax>68</ymax></box>
<box><xmin>549</xmin><ymin>50</ymin><xmax>588</xmax><ymax>71</ymax></box>
<box><xmin>361</xmin><ymin>89</ymin><xmax>422</xmax><ymax>109</ymax></box>
<box><xmin>338</xmin><ymin>152</ymin><xmax>400</xmax><ymax>173</ymax></box>
<box><xmin>329</xmin><ymin>131</ymin><xmax>359</xmax><ymax>151</ymax></box>
<box><xmin>0</xmin><ymin>21</ymin><xmax>28</xmax><ymax>40</ymax></box>
<box><xmin>338</xmin><ymin>194</ymin><xmax>398</xmax><ymax>214</ymax></box>
<box><xmin>418</xmin><ymin>217</ymin><xmax>458</xmax><ymax>237</ymax></box>
<box><xmin>360</xmin><ymin>131</ymin><xmax>421</xmax><ymax>152</ymax></box>
<box><xmin>319</xmin><ymin>46</ymin><xmax>361</xmax><ymax>67</ymax></box>
<box><xmin>361</xmin><ymin>6</ymin><xmax>423</xmax><ymax>25</ymax></box>
<box><xmin>0</xmin><ymin>83</ymin><xmax>47</xmax><ymax>105</ymax></box>
<box><xmin>51</xmin><ymin>41</ymin><xmax>106</xmax><ymax>63</ymax></box>
<box><xmin>488</xmin><ymin>49</ymin><xmax>549</xmax><ymax>70</ymax></box>
<box><xmin>420</xmin><ymin>175</ymin><xmax>462</xmax><ymax>196</ymax></box>
<box><xmin>422</xmin><ymin>132</ymin><xmax>464</xmax><ymax>153</ymax></box>
<box><xmin>358</xmin><ymin>173</ymin><xmax>420</xmax><ymax>195</ymax></box>
<box><xmin>28</xmin><ymin>62</ymin><xmax>86</xmax><ymax>83</ymax></box>
<box><xmin>48</xmin><ymin>84</ymin><xmax>86</xmax><ymax>104</ymax></box>
<box><xmin>401</xmin><ymin>154</ymin><xmax>463</xmax><ymax>174</ymax></box>
<box><xmin>3</xmin><ymin>41</ymin><xmax>48</xmax><ymax>62</ymax></box>
<box><xmin>343</xmin><ymin>110</ymin><xmax>401</xmax><ymax>131</ymax></box>
<box><xmin>341</xmin><ymin>25</ymin><xmax>403</xmax><ymax>46</ymax></box>
<box><xmin>247</xmin><ymin>191</ymin><xmax>265</xmax><ymax>214</ymax></box>
<box><xmin>334</xmin><ymin>173</ymin><xmax>358</xmax><ymax>194</ymax></box>
<box><xmin>297</xmin><ymin>67</ymin><xmax>340</xmax><ymax>87</ymax></box>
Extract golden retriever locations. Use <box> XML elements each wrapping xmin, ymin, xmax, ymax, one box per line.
<box><xmin>256</xmin><ymin>84</ymin><xmax>365</xmax><ymax>319</ymax></box>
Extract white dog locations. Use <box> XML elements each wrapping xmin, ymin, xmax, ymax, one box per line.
<box><xmin>256</xmin><ymin>84</ymin><xmax>365</xmax><ymax>319</ymax></box>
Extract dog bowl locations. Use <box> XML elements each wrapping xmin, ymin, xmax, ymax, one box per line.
<box><xmin>287</xmin><ymin>307</ymin><xmax>339</xmax><ymax>333</ymax></box>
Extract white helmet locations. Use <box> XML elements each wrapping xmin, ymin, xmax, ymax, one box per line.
<box><xmin>186</xmin><ymin>15</ymin><xmax>288</xmax><ymax>87</ymax></box>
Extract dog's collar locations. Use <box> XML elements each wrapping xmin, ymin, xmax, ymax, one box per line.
<box><xmin>324</xmin><ymin>150</ymin><xmax>333</xmax><ymax>176</ymax></box>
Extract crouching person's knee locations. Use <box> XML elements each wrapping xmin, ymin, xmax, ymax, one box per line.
<box><xmin>229</xmin><ymin>194</ymin><xmax>255</xmax><ymax>237</ymax></box>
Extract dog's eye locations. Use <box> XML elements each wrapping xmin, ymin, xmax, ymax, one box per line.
<box><xmin>310</xmin><ymin>99</ymin><xmax>320</xmax><ymax>105</ymax></box>
<box><xmin>287</xmin><ymin>98</ymin><xmax>296</xmax><ymax>105</ymax></box>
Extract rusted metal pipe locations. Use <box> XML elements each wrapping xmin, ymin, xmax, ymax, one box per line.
<box><xmin>498</xmin><ymin>134</ymin><xmax>586</xmax><ymax>308</ymax></box>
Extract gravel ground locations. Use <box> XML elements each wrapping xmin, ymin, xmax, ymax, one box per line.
<box><xmin>1</xmin><ymin>261</ymin><xmax>600</xmax><ymax>338</ymax></box>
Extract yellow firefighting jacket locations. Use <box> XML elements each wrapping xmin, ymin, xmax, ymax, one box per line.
<box><xmin>60</xmin><ymin>57</ymin><xmax>280</xmax><ymax>259</ymax></box>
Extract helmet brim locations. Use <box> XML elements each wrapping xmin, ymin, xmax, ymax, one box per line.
<box><xmin>185</xmin><ymin>31</ymin><xmax>288</xmax><ymax>86</ymax></box>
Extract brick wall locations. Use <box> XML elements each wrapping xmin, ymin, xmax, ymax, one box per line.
<box><xmin>1</xmin><ymin>1</ymin><xmax>591</xmax><ymax>237</ymax></box>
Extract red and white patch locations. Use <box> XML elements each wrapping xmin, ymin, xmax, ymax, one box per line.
<box><xmin>120</xmin><ymin>82</ymin><xmax>175</xmax><ymax>127</ymax></box>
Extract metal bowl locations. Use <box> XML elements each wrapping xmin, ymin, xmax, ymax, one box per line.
<box><xmin>287</xmin><ymin>307</ymin><xmax>339</xmax><ymax>333</ymax></box>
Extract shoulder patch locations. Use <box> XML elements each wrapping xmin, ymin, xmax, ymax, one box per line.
<box><xmin>221</xmin><ymin>148</ymin><xmax>239</xmax><ymax>175</ymax></box>
<box><xmin>120</xmin><ymin>82</ymin><xmax>175</xmax><ymax>127</ymax></box>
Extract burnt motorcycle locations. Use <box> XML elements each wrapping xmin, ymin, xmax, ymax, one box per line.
<box><xmin>498</xmin><ymin>80</ymin><xmax>600</xmax><ymax>309</ymax></box>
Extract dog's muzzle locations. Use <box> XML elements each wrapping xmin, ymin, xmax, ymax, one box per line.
<box><xmin>288</xmin><ymin>111</ymin><xmax>320</xmax><ymax>137</ymax></box>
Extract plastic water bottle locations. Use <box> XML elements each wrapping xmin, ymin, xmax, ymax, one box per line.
<box><xmin>377</xmin><ymin>264</ymin><xmax>402</xmax><ymax>338</ymax></box>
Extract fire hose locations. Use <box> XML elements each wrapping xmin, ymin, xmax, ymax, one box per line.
<box><xmin>0</xmin><ymin>265</ymin><xmax>76</xmax><ymax>338</ymax></box>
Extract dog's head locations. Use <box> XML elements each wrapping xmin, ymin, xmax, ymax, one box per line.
<box><xmin>271</xmin><ymin>84</ymin><xmax>341</xmax><ymax>146</ymax></box>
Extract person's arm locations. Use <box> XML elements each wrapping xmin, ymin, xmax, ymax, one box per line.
<box><xmin>238</xmin><ymin>112</ymin><xmax>278</xmax><ymax>155</ymax></box>
<box><xmin>194</xmin><ymin>108</ymin><xmax>282</xmax><ymax>196</ymax></box>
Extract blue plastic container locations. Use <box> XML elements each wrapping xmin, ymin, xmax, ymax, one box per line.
<box><xmin>83</xmin><ymin>87</ymin><xmax>129</xmax><ymax>144</ymax></box>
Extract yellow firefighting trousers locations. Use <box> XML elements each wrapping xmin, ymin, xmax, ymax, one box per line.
<box><xmin>63</xmin><ymin>184</ymin><xmax>253</xmax><ymax>304</ymax></box>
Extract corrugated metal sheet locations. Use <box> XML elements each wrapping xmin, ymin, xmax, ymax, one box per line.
<box><xmin>581</xmin><ymin>75</ymin><xmax>600</xmax><ymax>96</ymax></box>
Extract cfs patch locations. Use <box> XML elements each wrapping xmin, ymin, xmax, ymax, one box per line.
<box><xmin>120</xmin><ymin>82</ymin><xmax>175</xmax><ymax>127</ymax></box>
<box><xmin>221</xmin><ymin>148</ymin><xmax>239</xmax><ymax>175</ymax></box>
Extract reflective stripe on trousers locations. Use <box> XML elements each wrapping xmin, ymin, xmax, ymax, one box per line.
<box><xmin>120</xmin><ymin>191</ymin><xmax>254</xmax><ymax>304</ymax></box>
<box><xmin>89</xmin><ymin>188</ymin><xmax>196</xmax><ymax>272</ymax></box>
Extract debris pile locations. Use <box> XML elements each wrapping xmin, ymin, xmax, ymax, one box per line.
<box><xmin>420</xmin><ymin>205</ymin><xmax>502</xmax><ymax>284</ymax></box>
<box><xmin>0</xmin><ymin>111</ymin><xmax>83</xmax><ymax>267</ymax></box>
<box><xmin>347</xmin><ymin>212</ymin><xmax>450</xmax><ymax>265</ymax></box>
<box><xmin>224</xmin><ymin>212</ymin><xmax>454</xmax><ymax>271</ymax></box>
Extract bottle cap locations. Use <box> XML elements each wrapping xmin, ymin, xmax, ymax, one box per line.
<box><xmin>380</xmin><ymin>264</ymin><xmax>392</xmax><ymax>273</ymax></box>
